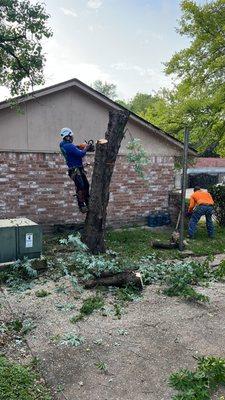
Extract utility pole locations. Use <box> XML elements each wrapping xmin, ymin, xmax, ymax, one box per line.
<box><xmin>179</xmin><ymin>127</ymin><xmax>189</xmax><ymax>251</ymax></box>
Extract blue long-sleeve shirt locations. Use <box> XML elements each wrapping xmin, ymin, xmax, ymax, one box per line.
<box><xmin>60</xmin><ymin>141</ymin><xmax>86</xmax><ymax>168</ymax></box>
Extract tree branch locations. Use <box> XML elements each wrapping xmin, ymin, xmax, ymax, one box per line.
<box><xmin>0</xmin><ymin>43</ymin><xmax>30</xmax><ymax>77</ymax></box>
<box><xmin>0</xmin><ymin>35</ymin><xmax>26</xmax><ymax>43</ymax></box>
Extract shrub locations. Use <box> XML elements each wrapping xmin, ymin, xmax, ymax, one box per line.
<box><xmin>210</xmin><ymin>184</ymin><xmax>225</xmax><ymax>226</ymax></box>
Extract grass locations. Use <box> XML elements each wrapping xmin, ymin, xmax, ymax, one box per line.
<box><xmin>106</xmin><ymin>224</ymin><xmax>225</xmax><ymax>260</ymax></box>
<box><xmin>42</xmin><ymin>222</ymin><xmax>225</xmax><ymax>262</ymax></box>
<box><xmin>0</xmin><ymin>356</ymin><xmax>51</xmax><ymax>400</ymax></box>
<box><xmin>70</xmin><ymin>294</ymin><xmax>104</xmax><ymax>323</ymax></box>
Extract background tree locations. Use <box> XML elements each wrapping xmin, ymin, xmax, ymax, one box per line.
<box><xmin>0</xmin><ymin>0</ymin><xmax>52</xmax><ymax>96</ymax></box>
<box><xmin>163</xmin><ymin>0</ymin><xmax>225</xmax><ymax>154</ymax></box>
<box><xmin>92</xmin><ymin>80</ymin><xmax>117</xmax><ymax>100</ymax></box>
<box><xmin>128</xmin><ymin>92</ymin><xmax>154</xmax><ymax>115</ymax></box>
<box><xmin>116</xmin><ymin>93</ymin><xmax>155</xmax><ymax>116</ymax></box>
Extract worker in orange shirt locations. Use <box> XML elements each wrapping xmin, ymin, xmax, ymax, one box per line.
<box><xmin>187</xmin><ymin>186</ymin><xmax>214</xmax><ymax>238</ymax></box>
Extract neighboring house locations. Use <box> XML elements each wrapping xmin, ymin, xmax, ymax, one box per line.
<box><xmin>188</xmin><ymin>158</ymin><xmax>225</xmax><ymax>188</ymax></box>
<box><xmin>0</xmin><ymin>78</ymin><xmax>196</xmax><ymax>231</ymax></box>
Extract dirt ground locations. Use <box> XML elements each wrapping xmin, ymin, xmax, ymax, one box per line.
<box><xmin>1</xmin><ymin>275</ymin><xmax>225</xmax><ymax>400</ymax></box>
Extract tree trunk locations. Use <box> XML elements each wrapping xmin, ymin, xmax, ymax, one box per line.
<box><xmin>82</xmin><ymin>110</ymin><xmax>130</xmax><ymax>253</ymax></box>
<box><xmin>83</xmin><ymin>270</ymin><xmax>143</xmax><ymax>290</ymax></box>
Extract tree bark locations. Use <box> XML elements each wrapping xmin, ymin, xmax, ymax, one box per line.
<box><xmin>82</xmin><ymin>110</ymin><xmax>130</xmax><ymax>253</ymax></box>
<box><xmin>83</xmin><ymin>270</ymin><xmax>143</xmax><ymax>290</ymax></box>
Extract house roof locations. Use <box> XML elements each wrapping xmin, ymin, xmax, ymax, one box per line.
<box><xmin>0</xmin><ymin>78</ymin><xmax>197</xmax><ymax>155</ymax></box>
<box><xmin>195</xmin><ymin>157</ymin><xmax>225</xmax><ymax>168</ymax></box>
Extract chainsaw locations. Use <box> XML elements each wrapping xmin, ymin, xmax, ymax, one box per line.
<box><xmin>77</xmin><ymin>139</ymin><xmax>95</xmax><ymax>152</ymax></box>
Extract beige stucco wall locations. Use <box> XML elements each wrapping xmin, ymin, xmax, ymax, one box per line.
<box><xmin>0</xmin><ymin>86</ymin><xmax>181</xmax><ymax>156</ymax></box>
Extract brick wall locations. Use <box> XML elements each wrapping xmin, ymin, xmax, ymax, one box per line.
<box><xmin>0</xmin><ymin>152</ymin><xmax>175</xmax><ymax>231</ymax></box>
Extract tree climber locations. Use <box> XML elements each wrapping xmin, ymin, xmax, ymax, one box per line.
<box><xmin>59</xmin><ymin>127</ymin><xmax>92</xmax><ymax>213</ymax></box>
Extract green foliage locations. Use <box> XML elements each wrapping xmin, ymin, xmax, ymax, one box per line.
<box><xmin>55</xmin><ymin>242</ymin><xmax>84</xmax><ymax>292</ymax></box>
<box><xmin>0</xmin><ymin>258</ymin><xmax>38</xmax><ymax>291</ymax></box>
<box><xmin>92</xmin><ymin>80</ymin><xmax>117</xmax><ymax>100</ymax></box>
<box><xmin>169</xmin><ymin>356</ymin><xmax>225</xmax><ymax>399</ymax></box>
<box><xmin>60</xmin><ymin>234</ymin><xmax>88</xmax><ymax>252</ymax></box>
<box><xmin>164</xmin><ymin>285</ymin><xmax>209</xmax><ymax>303</ymax></box>
<box><xmin>0</xmin><ymin>0</ymin><xmax>52</xmax><ymax>96</ymax></box>
<box><xmin>96</xmin><ymin>361</ymin><xmax>108</xmax><ymax>373</ymax></box>
<box><xmin>60</xmin><ymin>333</ymin><xmax>85</xmax><ymax>347</ymax></box>
<box><xmin>114</xmin><ymin>303</ymin><xmax>122</xmax><ymax>319</ymax></box>
<box><xmin>126</xmin><ymin>138</ymin><xmax>149</xmax><ymax>179</ymax></box>
<box><xmin>35</xmin><ymin>289</ymin><xmax>51</xmax><ymax>297</ymax></box>
<box><xmin>210</xmin><ymin>184</ymin><xmax>225</xmax><ymax>226</ymax></box>
<box><xmin>128</xmin><ymin>93</ymin><xmax>154</xmax><ymax>115</ymax></box>
<box><xmin>122</xmin><ymin>1</ymin><xmax>225</xmax><ymax>154</ymax></box>
<box><xmin>21</xmin><ymin>319</ymin><xmax>36</xmax><ymax>335</ymax></box>
<box><xmin>164</xmin><ymin>0</ymin><xmax>225</xmax><ymax>154</ymax></box>
<box><xmin>13</xmin><ymin>258</ymin><xmax>38</xmax><ymax>278</ymax></box>
<box><xmin>0</xmin><ymin>356</ymin><xmax>52</xmax><ymax>400</ymax></box>
<box><xmin>60</xmin><ymin>232</ymin><xmax>225</xmax><ymax>304</ymax></box>
<box><xmin>107</xmin><ymin>226</ymin><xmax>225</xmax><ymax>260</ymax></box>
<box><xmin>116</xmin><ymin>285</ymin><xmax>142</xmax><ymax>302</ymax></box>
<box><xmin>6</xmin><ymin>319</ymin><xmax>23</xmax><ymax>332</ymax></box>
<box><xmin>70</xmin><ymin>294</ymin><xmax>104</xmax><ymax>323</ymax></box>
<box><xmin>213</xmin><ymin>260</ymin><xmax>225</xmax><ymax>280</ymax></box>
<box><xmin>3</xmin><ymin>318</ymin><xmax>36</xmax><ymax>335</ymax></box>
<box><xmin>80</xmin><ymin>295</ymin><xmax>104</xmax><ymax>315</ymax></box>
<box><xmin>60</xmin><ymin>233</ymin><xmax>124</xmax><ymax>280</ymax></box>
<box><xmin>139</xmin><ymin>257</ymin><xmax>215</xmax><ymax>302</ymax></box>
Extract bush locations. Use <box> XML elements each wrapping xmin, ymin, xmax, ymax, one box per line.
<box><xmin>210</xmin><ymin>185</ymin><xmax>225</xmax><ymax>226</ymax></box>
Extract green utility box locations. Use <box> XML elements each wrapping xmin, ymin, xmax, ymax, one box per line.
<box><xmin>0</xmin><ymin>218</ymin><xmax>42</xmax><ymax>263</ymax></box>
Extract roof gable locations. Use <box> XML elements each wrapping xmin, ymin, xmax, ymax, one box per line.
<box><xmin>0</xmin><ymin>78</ymin><xmax>197</xmax><ymax>155</ymax></box>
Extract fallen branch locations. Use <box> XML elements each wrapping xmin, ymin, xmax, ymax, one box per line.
<box><xmin>83</xmin><ymin>270</ymin><xmax>143</xmax><ymax>290</ymax></box>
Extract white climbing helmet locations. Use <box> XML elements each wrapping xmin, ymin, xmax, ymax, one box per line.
<box><xmin>59</xmin><ymin>127</ymin><xmax>74</xmax><ymax>139</ymax></box>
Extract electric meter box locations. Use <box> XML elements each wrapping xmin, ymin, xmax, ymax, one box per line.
<box><xmin>0</xmin><ymin>218</ymin><xmax>42</xmax><ymax>263</ymax></box>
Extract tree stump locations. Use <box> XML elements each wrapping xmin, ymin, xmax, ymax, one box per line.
<box><xmin>82</xmin><ymin>110</ymin><xmax>130</xmax><ymax>253</ymax></box>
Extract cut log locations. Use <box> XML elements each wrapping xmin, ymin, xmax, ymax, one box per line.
<box><xmin>83</xmin><ymin>270</ymin><xmax>143</xmax><ymax>289</ymax></box>
<box><xmin>97</xmin><ymin>139</ymin><xmax>108</xmax><ymax>144</ymax></box>
<box><xmin>152</xmin><ymin>241</ymin><xmax>179</xmax><ymax>249</ymax></box>
<box><xmin>82</xmin><ymin>110</ymin><xmax>130</xmax><ymax>254</ymax></box>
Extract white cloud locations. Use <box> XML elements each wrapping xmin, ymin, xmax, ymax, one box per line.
<box><xmin>87</xmin><ymin>0</ymin><xmax>103</xmax><ymax>9</ymax></box>
<box><xmin>110</xmin><ymin>62</ymin><xmax>172</xmax><ymax>97</ymax></box>
<box><xmin>88</xmin><ymin>24</ymin><xmax>104</xmax><ymax>32</ymax></box>
<box><xmin>42</xmin><ymin>41</ymin><xmax>111</xmax><ymax>87</ymax></box>
<box><xmin>111</xmin><ymin>62</ymin><xmax>146</xmax><ymax>76</ymax></box>
<box><xmin>60</xmin><ymin>7</ymin><xmax>77</xmax><ymax>17</ymax></box>
<box><xmin>136</xmin><ymin>29</ymin><xmax>163</xmax><ymax>41</ymax></box>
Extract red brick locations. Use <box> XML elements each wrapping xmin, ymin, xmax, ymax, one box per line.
<box><xmin>0</xmin><ymin>152</ymin><xmax>176</xmax><ymax>229</ymax></box>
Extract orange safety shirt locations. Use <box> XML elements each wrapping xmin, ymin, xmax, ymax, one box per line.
<box><xmin>188</xmin><ymin>190</ymin><xmax>214</xmax><ymax>213</ymax></box>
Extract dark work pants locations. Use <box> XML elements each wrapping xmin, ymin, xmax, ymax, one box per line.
<box><xmin>68</xmin><ymin>167</ymin><xmax>89</xmax><ymax>209</ymax></box>
<box><xmin>188</xmin><ymin>205</ymin><xmax>214</xmax><ymax>238</ymax></box>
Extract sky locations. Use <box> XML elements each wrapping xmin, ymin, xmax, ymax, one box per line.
<box><xmin>0</xmin><ymin>0</ymin><xmax>208</xmax><ymax>101</ymax></box>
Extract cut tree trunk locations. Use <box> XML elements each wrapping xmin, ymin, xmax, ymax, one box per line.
<box><xmin>83</xmin><ymin>270</ymin><xmax>143</xmax><ymax>289</ymax></box>
<box><xmin>82</xmin><ymin>110</ymin><xmax>130</xmax><ymax>254</ymax></box>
